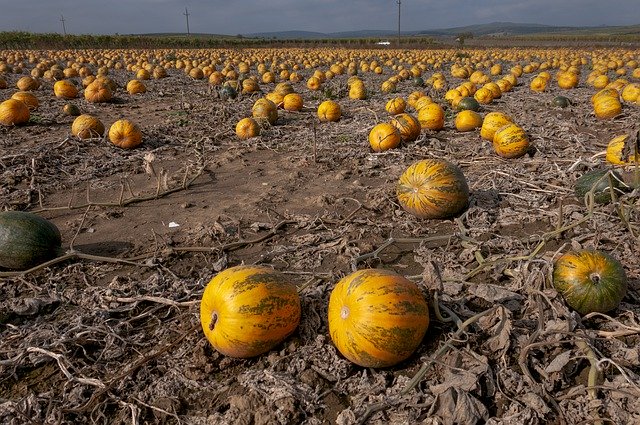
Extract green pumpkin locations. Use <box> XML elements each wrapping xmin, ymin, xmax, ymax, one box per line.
<box><xmin>413</xmin><ymin>77</ymin><xmax>424</xmax><ymax>87</ymax></box>
<box><xmin>575</xmin><ymin>169</ymin><xmax>624</xmax><ymax>204</ymax></box>
<box><xmin>219</xmin><ymin>85</ymin><xmax>237</xmax><ymax>100</ymax></box>
<box><xmin>456</xmin><ymin>96</ymin><xmax>481</xmax><ymax>112</ymax></box>
<box><xmin>552</xmin><ymin>96</ymin><xmax>571</xmax><ymax>108</ymax></box>
<box><xmin>0</xmin><ymin>211</ymin><xmax>63</xmax><ymax>270</ymax></box>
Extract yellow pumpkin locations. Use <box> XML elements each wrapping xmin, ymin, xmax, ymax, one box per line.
<box><xmin>108</xmin><ymin>119</ymin><xmax>142</xmax><ymax>149</ymax></box>
<box><xmin>264</xmin><ymin>92</ymin><xmax>285</xmax><ymax>108</ymax></box>
<box><xmin>11</xmin><ymin>91</ymin><xmax>39</xmax><ymax>110</ymax></box>
<box><xmin>390</xmin><ymin>113</ymin><xmax>421</xmax><ymax>142</ymax></box>
<box><xmin>84</xmin><ymin>80</ymin><xmax>113</xmax><ymax>103</ymax></box>
<box><xmin>455</xmin><ymin>110</ymin><xmax>482</xmax><ymax>132</ymax></box>
<box><xmin>0</xmin><ymin>99</ymin><xmax>30</xmax><ymax>126</ymax></box>
<box><xmin>413</xmin><ymin>95</ymin><xmax>433</xmax><ymax>112</ymax></box>
<box><xmin>328</xmin><ymin>268</ymin><xmax>429</xmax><ymax>368</ymax></box>
<box><xmin>492</xmin><ymin>123</ymin><xmax>530</xmax><ymax>158</ymax></box>
<box><xmin>200</xmin><ymin>265</ymin><xmax>301</xmax><ymax>358</ymax></box>
<box><xmin>593</xmin><ymin>95</ymin><xmax>622</xmax><ymax>120</ymax></box>
<box><xmin>474</xmin><ymin>86</ymin><xmax>494</xmax><ymax>104</ymax></box>
<box><xmin>283</xmin><ymin>93</ymin><xmax>303</xmax><ymax>111</ymax></box>
<box><xmin>480</xmin><ymin>112</ymin><xmax>513</xmax><ymax>141</ymax></box>
<box><xmin>306</xmin><ymin>76</ymin><xmax>322</xmax><ymax>91</ymax></box>
<box><xmin>621</xmin><ymin>83</ymin><xmax>640</xmax><ymax>103</ymax></box>
<box><xmin>606</xmin><ymin>134</ymin><xmax>638</xmax><ymax>165</ymax></box>
<box><xmin>530</xmin><ymin>75</ymin><xmax>548</xmax><ymax>92</ymax></box>
<box><xmin>275</xmin><ymin>82</ymin><xmax>294</xmax><ymax>96</ymax></box>
<box><xmin>417</xmin><ymin>103</ymin><xmax>444</xmax><ymax>131</ymax></box>
<box><xmin>53</xmin><ymin>80</ymin><xmax>79</xmax><ymax>99</ymax></box>
<box><xmin>126</xmin><ymin>79</ymin><xmax>146</xmax><ymax>94</ymax></box>
<box><xmin>235</xmin><ymin>117</ymin><xmax>261</xmax><ymax>140</ymax></box>
<box><xmin>557</xmin><ymin>71</ymin><xmax>579</xmax><ymax>89</ymax></box>
<box><xmin>317</xmin><ymin>100</ymin><xmax>341</xmax><ymax>122</ymax></box>
<box><xmin>241</xmin><ymin>78</ymin><xmax>260</xmax><ymax>94</ymax></box>
<box><xmin>397</xmin><ymin>158</ymin><xmax>469</xmax><ymax>219</ymax></box>
<box><xmin>385</xmin><ymin>97</ymin><xmax>406</xmax><ymax>115</ymax></box>
<box><xmin>368</xmin><ymin>123</ymin><xmax>401</xmax><ymax>152</ymax></box>
<box><xmin>71</xmin><ymin>114</ymin><xmax>105</xmax><ymax>139</ymax></box>
<box><xmin>252</xmin><ymin>98</ymin><xmax>278</xmax><ymax>125</ymax></box>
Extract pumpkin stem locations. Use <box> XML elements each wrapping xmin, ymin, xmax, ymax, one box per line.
<box><xmin>589</xmin><ymin>272</ymin><xmax>601</xmax><ymax>285</ymax></box>
<box><xmin>209</xmin><ymin>312</ymin><xmax>218</xmax><ymax>331</ymax></box>
<box><xmin>340</xmin><ymin>306</ymin><xmax>350</xmax><ymax>320</ymax></box>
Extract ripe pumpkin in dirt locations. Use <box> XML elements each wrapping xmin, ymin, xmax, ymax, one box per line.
<box><xmin>553</xmin><ymin>250</ymin><xmax>627</xmax><ymax>315</ymax></box>
<box><xmin>0</xmin><ymin>99</ymin><xmax>30</xmax><ymax>126</ymax></box>
<box><xmin>390</xmin><ymin>113</ymin><xmax>420</xmax><ymax>143</ymax></box>
<box><xmin>328</xmin><ymin>268</ymin><xmax>429</xmax><ymax>368</ymax></box>
<box><xmin>552</xmin><ymin>96</ymin><xmax>571</xmax><ymax>108</ymax></box>
<box><xmin>53</xmin><ymin>80</ymin><xmax>79</xmax><ymax>99</ymax></box>
<box><xmin>71</xmin><ymin>114</ymin><xmax>105</xmax><ymax>139</ymax></box>
<box><xmin>368</xmin><ymin>123</ymin><xmax>401</xmax><ymax>152</ymax></box>
<box><xmin>108</xmin><ymin>119</ymin><xmax>142</xmax><ymax>149</ymax></box>
<box><xmin>11</xmin><ymin>91</ymin><xmax>39</xmax><ymax>110</ymax></box>
<box><xmin>63</xmin><ymin>103</ymin><xmax>81</xmax><ymax>116</ymax></box>
<box><xmin>397</xmin><ymin>159</ymin><xmax>469</xmax><ymax>219</ymax></box>
<box><xmin>126</xmin><ymin>79</ymin><xmax>146</xmax><ymax>95</ymax></box>
<box><xmin>283</xmin><ymin>93</ymin><xmax>303</xmax><ymax>112</ymax></box>
<box><xmin>606</xmin><ymin>133</ymin><xmax>639</xmax><ymax>165</ymax></box>
<box><xmin>84</xmin><ymin>80</ymin><xmax>113</xmax><ymax>103</ymax></box>
<box><xmin>200</xmin><ymin>265</ymin><xmax>301</xmax><ymax>358</ymax></box>
<box><xmin>235</xmin><ymin>117</ymin><xmax>261</xmax><ymax>140</ymax></box>
<box><xmin>317</xmin><ymin>100</ymin><xmax>341</xmax><ymax>122</ymax></box>
<box><xmin>492</xmin><ymin>123</ymin><xmax>530</xmax><ymax>158</ymax></box>
<box><xmin>455</xmin><ymin>110</ymin><xmax>482</xmax><ymax>132</ymax></box>
<box><xmin>16</xmin><ymin>76</ymin><xmax>40</xmax><ymax>91</ymax></box>
<box><xmin>593</xmin><ymin>95</ymin><xmax>622</xmax><ymax>120</ymax></box>
<box><xmin>0</xmin><ymin>211</ymin><xmax>63</xmax><ymax>270</ymax></box>
<box><xmin>385</xmin><ymin>97</ymin><xmax>406</xmax><ymax>115</ymax></box>
<box><xmin>0</xmin><ymin>76</ymin><xmax>7</xmax><ymax>89</ymax></box>
<box><xmin>252</xmin><ymin>98</ymin><xmax>278</xmax><ymax>125</ymax></box>
<box><xmin>574</xmin><ymin>169</ymin><xmax>624</xmax><ymax>205</ymax></box>
<box><xmin>417</xmin><ymin>103</ymin><xmax>444</xmax><ymax>131</ymax></box>
<box><xmin>480</xmin><ymin>112</ymin><xmax>513</xmax><ymax>141</ymax></box>
<box><xmin>456</xmin><ymin>96</ymin><xmax>480</xmax><ymax>112</ymax></box>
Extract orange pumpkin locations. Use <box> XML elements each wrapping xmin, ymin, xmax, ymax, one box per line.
<box><xmin>530</xmin><ymin>75</ymin><xmax>548</xmax><ymax>92</ymax></box>
<box><xmin>283</xmin><ymin>93</ymin><xmax>303</xmax><ymax>111</ymax></box>
<box><xmin>480</xmin><ymin>112</ymin><xmax>513</xmax><ymax>141</ymax></box>
<box><xmin>108</xmin><ymin>119</ymin><xmax>142</xmax><ymax>149</ymax></box>
<box><xmin>241</xmin><ymin>78</ymin><xmax>260</xmax><ymax>94</ymax></box>
<box><xmin>390</xmin><ymin>113</ymin><xmax>421</xmax><ymax>142</ymax></box>
<box><xmin>328</xmin><ymin>268</ymin><xmax>429</xmax><ymax>368</ymax></box>
<box><xmin>235</xmin><ymin>117</ymin><xmax>261</xmax><ymax>140</ymax></box>
<box><xmin>417</xmin><ymin>103</ymin><xmax>445</xmax><ymax>131</ymax></box>
<box><xmin>492</xmin><ymin>123</ymin><xmax>530</xmax><ymax>158</ymax></box>
<box><xmin>11</xmin><ymin>91</ymin><xmax>39</xmax><ymax>110</ymax></box>
<box><xmin>397</xmin><ymin>159</ymin><xmax>469</xmax><ymax>219</ymax></box>
<box><xmin>455</xmin><ymin>110</ymin><xmax>482</xmax><ymax>132</ymax></box>
<box><xmin>368</xmin><ymin>123</ymin><xmax>401</xmax><ymax>152</ymax></box>
<box><xmin>306</xmin><ymin>76</ymin><xmax>321</xmax><ymax>91</ymax></box>
<box><xmin>16</xmin><ymin>76</ymin><xmax>40</xmax><ymax>91</ymax></box>
<box><xmin>593</xmin><ymin>95</ymin><xmax>622</xmax><ymax>120</ymax></box>
<box><xmin>53</xmin><ymin>80</ymin><xmax>78</xmax><ymax>99</ymax></box>
<box><xmin>0</xmin><ymin>99</ymin><xmax>30</xmax><ymax>126</ymax></box>
<box><xmin>317</xmin><ymin>100</ymin><xmax>341</xmax><ymax>122</ymax></box>
<box><xmin>126</xmin><ymin>79</ymin><xmax>146</xmax><ymax>94</ymax></box>
<box><xmin>71</xmin><ymin>114</ymin><xmax>105</xmax><ymax>139</ymax></box>
<box><xmin>200</xmin><ymin>265</ymin><xmax>301</xmax><ymax>358</ymax></box>
<box><xmin>84</xmin><ymin>80</ymin><xmax>113</xmax><ymax>103</ymax></box>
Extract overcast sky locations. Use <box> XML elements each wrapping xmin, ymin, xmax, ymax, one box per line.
<box><xmin>0</xmin><ymin>0</ymin><xmax>637</xmax><ymax>36</ymax></box>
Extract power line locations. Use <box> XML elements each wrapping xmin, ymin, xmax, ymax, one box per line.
<box><xmin>60</xmin><ymin>14</ymin><xmax>67</xmax><ymax>36</ymax></box>
<box><xmin>183</xmin><ymin>7</ymin><xmax>190</xmax><ymax>36</ymax></box>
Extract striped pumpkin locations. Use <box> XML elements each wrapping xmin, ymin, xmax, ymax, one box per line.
<box><xmin>328</xmin><ymin>268</ymin><xmax>429</xmax><ymax>368</ymax></box>
<box><xmin>200</xmin><ymin>265</ymin><xmax>301</xmax><ymax>358</ymax></box>
<box><xmin>480</xmin><ymin>112</ymin><xmax>513</xmax><ymax>141</ymax></box>
<box><xmin>390</xmin><ymin>113</ymin><xmax>421</xmax><ymax>142</ymax></box>
<box><xmin>369</xmin><ymin>123</ymin><xmax>401</xmax><ymax>152</ymax></box>
<box><xmin>492</xmin><ymin>123</ymin><xmax>530</xmax><ymax>158</ymax></box>
<box><xmin>397</xmin><ymin>159</ymin><xmax>469</xmax><ymax>219</ymax></box>
<box><xmin>606</xmin><ymin>134</ymin><xmax>638</xmax><ymax>165</ymax></box>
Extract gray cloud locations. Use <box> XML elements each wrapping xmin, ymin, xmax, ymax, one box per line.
<box><xmin>0</xmin><ymin>0</ymin><xmax>636</xmax><ymax>35</ymax></box>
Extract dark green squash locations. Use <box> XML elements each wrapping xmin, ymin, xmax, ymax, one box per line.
<box><xmin>575</xmin><ymin>169</ymin><xmax>624</xmax><ymax>204</ymax></box>
<box><xmin>413</xmin><ymin>77</ymin><xmax>424</xmax><ymax>87</ymax></box>
<box><xmin>219</xmin><ymin>85</ymin><xmax>237</xmax><ymax>100</ymax></box>
<box><xmin>0</xmin><ymin>211</ymin><xmax>63</xmax><ymax>270</ymax></box>
<box><xmin>456</xmin><ymin>96</ymin><xmax>481</xmax><ymax>112</ymax></box>
<box><xmin>552</xmin><ymin>95</ymin><xmax>571</xmax><ymax>108</ymax></box>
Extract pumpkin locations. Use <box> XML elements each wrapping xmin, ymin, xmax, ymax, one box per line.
<box><xmin>126</xmin><ymin>79</ymin><xmax>146</xmax><ymax>94</ymax></box>
<box><xmin>593</xmin><ymin>95</ymin><xmax>622</xmax><ymax>120</ymax></box>
<box><xmin>348</xmin><ymin>80</ymin><xmax>367</xmax><ymax>100</ymax></box>
<box><xmin>369</xmin><ymin>123</ymin><xmax>401</xmax><ymax>152</ymax></box>
<box><xmin>306</xmin><ymin>76</ymin><xmax>322</xmax><ymax>91</ymax></box>
<box><xmin>0</xmin><ymin>99</ymin><xmax>30</xmax><ymax>126</ymax></box>
<box><xmin>200</xmin><ymin>265</ymin><xmax>301</xmax><ymax>358</ymax></box>
<box><xmin>530</xmin><ymin>75</ymin><xmax>548</xmax><ymax>92</ymax></box>
<box><xmin>189</xmin><ymin>68</ymin><xmax>204</xmax><ymax>80</ymax></box>
<box><xmin>492</xmin><ymin>123</ymin><xmax>530</xmax><ymax>158</ymax></box>
<box><xmin>413</xmin><ymin>96</ymin><xmax>434</xmax><ymax>112</ymax></box>
<box><xmin>283</xmin><ymin>93</ymin><xmax>303</xmax><ymax>112</ymax></box>
<box><xmin>385</xmin><ymin>97</ymin><xmax>406</xmax><ymax>115</ymax></box>
<box><xmin>71</xmin><ymin>114</ymin><xmax>105</xmax><ymax>139</ymax></box>
<box><xmin>317</xmin><ymin>100</ymin><xmax>341</xmax><ymax>122</ymax></box>
<box><xmin>574</xmin><ymin>169</ymin><xmax>624</xmax><ymax>205</ymax></box>
<box><xmin>275</xmin><ymin>82</ymin><xmax>294</xmax><ymax>96</ymax></box>
<box><xmin>327</xmin><ymin>268</ymin><xmax>429</xmax><ymax>368</ymax></box>
<box><xmin>606</xmin><ymin>134</ymin><xmax>638</xmax><ymax>165</ymax></box>
<box><xmin>219</xmin><ymin>84</ymin><xmax>238</xmax><ymax>100</ymax></box>
<box><xmin>456</xmin><ymin>96</ymin><xmax>480</xmax><ymax>112</ymax></box>
<box><xmin>11</xmin><ymin>91</ymin><xmax>39</xmax><ymax>110</ymax></box>
<box><xmin>455</xmin><ymin>110</ymin><xmax>482</xmax><ymax>132</ymax></box>
<box><xmin>264</xmin><ymin>92</ymin><xmax>285</xmax><ymax>107</ymax></box>
<box><xmin>0</xmin><ymin>76</ymin><xmax>7</xmax><ymax>89</ymax></box>
<box><xmin>397</xmin><ymin>159</ymin><xmax>469</xmax><ymax>219</ymax></box>
<box><xmin>417</xmin><ymin>103</ymin><xmax>444</xmax><ymax>131</ymax></box>
<box><xmin>84</xmin><ymin>80</ymin><xmax>113</xmax><ymax>103</ymax></box>
<box><xmin>552</xmin><ymin>96</ymin><xmax>571</xmax><ymax>108</ymax></box>
<box><xmin>557</xmin><ymin>71</ymin><xmax>579</xmax><ymax>89</ymax></box>
<box><xmin>16</xmin><ymin>76</ymin><xmax>40</xmax><ymax>91</ymax></box>
<box><xmin>480</xmin><ymin>112</ymin><xmax>513</xmax><ymax>141</ymax></box>
<box><xmin>252</xmin><ymin>98</ymin><xmax>278</xmax><ymax>125</ymax></box>
<box><xmin>242</xmin><ymin>78</ymin><xmax>260</xmax><ymax>94</ymax></box>
<box><xmin>235</xmin><ymin>117</ymin><xmax>261</xmax><ymax>140</ymax></box>
<box><xmin>621</xmin><ymin>83</ymin><xmax>640</xmax><ymax>103</ymax></box>
<box><xmin>63</xmin><ymin>103</ymin><xmax>81</xmax><ymax>116</ymax></box>
<box><xmin>53</xmin><ymin>80</ymin><xmax>78</xmax><ymax>99</ymax></box>
<box><xmin>553</xmin><ymin>250</ymin><xmax>627</xmax><ymax>315</ymax></box>
<box><xmin>381</xmin><ymin>80</ymin><xmax>397</xmax><ymax>93</ymax></box>
<box><xmin>390</xmin><ymin>113</ymin><xmax>421</xmax><ymax>142</ymax></box>
<box><xmin>108</xmin><ymin>119</ymin><xmax>142</xmax><ymax>149</ymax></box>
<box><xmin>0</xmin><ymin>211</ymin><xmax>63</xmax><ymax>270</ymax></box>
<box><xmin>474</xmin><ymin>87</ymin><xmax>493</xmax><ymax>104</ymax></box>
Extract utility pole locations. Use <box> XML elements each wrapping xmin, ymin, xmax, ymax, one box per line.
<box><xmin>396</xmin><ymin>0</ymin><xmax>401</xmax><ymax>47</ymax></box>
<box><xmin>184</xmin><ymin>7</ymin><xmax>190</xmax><ymax>36</ymax></box>
<box><xmin>60</xmin><ymin>14</ymin><xmax>67</xmax><ymax>36</ymax></box>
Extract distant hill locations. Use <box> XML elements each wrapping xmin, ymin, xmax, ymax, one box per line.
<box><xmin>245</xmin><ymin>22</ymin><xmax>640</xmax><ymax>39</ymax></box>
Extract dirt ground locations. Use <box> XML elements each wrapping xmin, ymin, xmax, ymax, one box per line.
<box><xmin>0</xmin><ymin>47</ymin><xmax>639</xmax><ymax>424</ymax></box>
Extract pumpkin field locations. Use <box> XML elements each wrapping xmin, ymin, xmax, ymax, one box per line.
<box><xmin>0</xmin><ymin>43</ymin><xmax>639</xmax><ymax>424</ymax></box>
